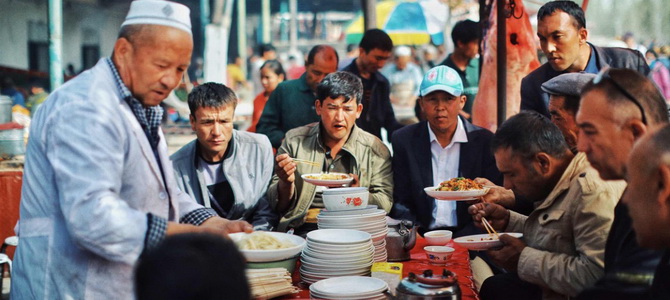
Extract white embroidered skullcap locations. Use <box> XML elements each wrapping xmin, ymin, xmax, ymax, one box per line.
<box><xmin>122</xmin><ymin>0</ymin><xmax>191</xmax><ymax>34</ymax></box>
<box><xmin>394</xmin><ymin>46</ymin><xmax>412</xmax><ymax>57</ymax></box>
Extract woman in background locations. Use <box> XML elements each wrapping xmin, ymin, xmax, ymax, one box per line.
<box><xmin>248</xmin><ymin>60</ymin><xmax>285</xmax><ymax>132</ymax></box>
<box><xmin>646</xmin><ymin>50</ymin><xmax>670</xmax><ymax>101</ymax></box>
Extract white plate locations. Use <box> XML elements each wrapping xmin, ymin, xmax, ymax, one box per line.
<box><xmin>310</xmin><ymin>276</ymin><xmax>388</xmax><ymax>296</ymax></box>
<box><xmin>453</xmin><ymin>233</ymin><xmax>524</xmax><ymax>250</ymax></box>
<box><xmin>301</xmin><ymin>254</ymin><xmax>373</xmax><ymax>266</ymax></box>
<box><xmin>307</xmin><ymin>229</ymin><xmax>371</xmax><ymax>245</ymax></box>
<box><xmin>229</xmin><ymin>232</ymin><xmax>305</xmax><ymax>262</ymax></box>
<box><xmin>320</xmin><ymin>205</ymin><xmax>379</xmax><ymax>216</ymax></box>
<box><xmin>424</xmin><ymin>186</ymin><xmax>489</xmax><ymax>201</ymax></box>
<box><xmin>302</xmin><ymin>173</ymin><xmax>353</xmax><ymax>187</ymax></box>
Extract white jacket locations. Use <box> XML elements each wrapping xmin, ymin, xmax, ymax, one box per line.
<box><xmin>11</xmin><ymin>59</ymin><xmax>203</xmax><ymax>299</ymax></box>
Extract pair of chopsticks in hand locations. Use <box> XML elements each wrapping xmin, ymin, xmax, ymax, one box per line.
<box><xmin>481</xmin><ymin>217</ymin><xmax>499</xmax><ymax>238</ymax></box>
<box><xmin>292</xmin><ymin>158</ymin><xmax>319</xmax><ymax>167</ymax></box>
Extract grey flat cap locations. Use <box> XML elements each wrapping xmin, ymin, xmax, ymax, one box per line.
<box><xmin>541</xmin><ymin>73</ymin><xmax>597</xmax><ymax>97</ymax></box>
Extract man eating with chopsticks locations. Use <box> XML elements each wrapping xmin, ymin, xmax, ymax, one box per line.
<box><xmin>268</xmin><ymin>71</ymin><xmax>393</xmax><ymax>235</ymax></box>
<box><xmin>469</xmin><ymin>111</ymin><xmax>624</xmax><ymax>300</ymax></box>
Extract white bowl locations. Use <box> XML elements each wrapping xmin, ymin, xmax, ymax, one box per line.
<box><xmin>229</xmin><ymin>232</ymin><xmax>306</xmax><ymax>262</ymax></box>
<box><xmin>424</xmin><ymin>230</ymin><xmax>453</xmax><ymax>246</ymax></box>
<box><xmin>307</xmin><ymin>229</ymin><xmax>372</xmax><ymax>245</ymax></box>
<box><xmin>322</xmin><ymin>187</ymin><xmax>370</xmax><ymax>211</ymax></box>
<box><xmin>424</xmin><ymin>246</ymin><xmax>455</xmax><ymax>265</ymax></box>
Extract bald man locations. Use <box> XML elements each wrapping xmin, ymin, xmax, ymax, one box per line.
<box><xmin>257</xmin><ymin>45</ymin><xmax>339</xmax><ymax>148</ymax></box>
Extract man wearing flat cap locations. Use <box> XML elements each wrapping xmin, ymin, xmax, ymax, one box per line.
<box><xmin>542</xmin><ymin>72</ymin><xmax>596</xmax><ymax>152</ymax></box>
<box><xmin>11</xmin><ymin>1</ymin><xmax>251</xmax><ymax>298</ymax></box>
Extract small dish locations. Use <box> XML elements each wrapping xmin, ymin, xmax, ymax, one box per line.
<box><xmin>424</xmin><ymin>246</ymin><xmax>455</xmax><ymax>265</ymax></box>
<box><xmin>424</xmin><ymin>230</ymin><xmax>453</xmax><ymax>246</ymax></box>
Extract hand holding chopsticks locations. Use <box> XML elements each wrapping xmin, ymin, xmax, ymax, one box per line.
<box><xmin>467</xmin><ymin>202</ymin><xmax>510</xmax><ymax>233</ymax></box>
<box><xmin>481</xmin><ymin>217</ymin><xmax>499</xmax><ymax>238</ymax></box>
<box><xmin>292</xmin><ymin>158</ymin><xmax>319</xmax><ymax>167</ymax></box>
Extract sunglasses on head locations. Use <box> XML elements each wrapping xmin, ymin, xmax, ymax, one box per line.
<box><xmin>593</xmin><ymin>66</ymin><xmax>647</xmax><ymax>125</ymax></box>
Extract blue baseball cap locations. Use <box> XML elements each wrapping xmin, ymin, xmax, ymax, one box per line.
<box><xmin>420</xmin><ymin>66</ymin><xmax>463</xmax><ymax>97</ymax></box>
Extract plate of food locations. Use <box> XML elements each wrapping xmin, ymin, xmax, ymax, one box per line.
<box><xmin>302</xmin><ymin>173</ymin><xmax>353</xmax><ymax>187</ymax></box>
<box><xmin>424</xmin><ymin>177</ymin><xmax>489</xmax><ymax>200</ymax></box>
<box><xmin>230</xmin><ymin>231</ymin><xmax>306</xmax><ymax>262</ymax></box>
<box><xmin>453</xmin><ymin>233</ymin><xmax>523</xmax><ymax>251</ymax></box>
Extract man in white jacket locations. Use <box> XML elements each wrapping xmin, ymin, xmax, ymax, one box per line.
<box><xmin>11</xmin><ymin>1</ymin><xmax>251</xmax><ymax>299</ymax></box>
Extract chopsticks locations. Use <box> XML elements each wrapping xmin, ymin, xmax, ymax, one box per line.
<box><xmin>481</xmin><ymin>217</ymin><xmax>499</xmax><ymax>238</ymax></box>
<box><xmin>292</xmin><ymin>158</ymin><xmax>319</xmax><ymax>167</ymax></box>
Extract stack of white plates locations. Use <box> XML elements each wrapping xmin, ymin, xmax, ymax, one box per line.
<box><xmin>309</xmin><ymin>276</ymin><xmax>389</xmax><ymax>300</ymax></box>
<box><xmin>300</xmin><ymin>229</ymin><xmax>374</xmax><ymax>284</ymax></box>
<box><xmin>317</xmin><ymin>206</ymin><xmax>388</xmax><ymax>262</ymax></box>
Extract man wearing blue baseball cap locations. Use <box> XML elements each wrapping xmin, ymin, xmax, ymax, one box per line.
<box><xmin>389</xmin><ymin>65</ymin><xmax>501</xmax><ymax>235</ymax></box>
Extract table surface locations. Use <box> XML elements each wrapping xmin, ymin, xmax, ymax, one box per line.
<box><xmin>281</xmin><ymin>236</ymin><xmax>478</xmax><ymax>299</ymax></box>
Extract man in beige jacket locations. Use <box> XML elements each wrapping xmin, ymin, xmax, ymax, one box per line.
<box><xmin>269</xmin><ymin>71</ymin><xmax>393</xmax><ymax>234</ymax></box>
<box><xmin>470</xmin><ymin>111</ymin><xmax>624</xmax><ymax>300</ymax></box>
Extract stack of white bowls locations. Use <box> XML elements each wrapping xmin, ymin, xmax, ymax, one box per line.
<box><xmin>300</xmin><ymin>229</ymin><xmax>374</xmax><ymax>284</ymax></box>
<box><xmin>309</xmin><ymin>276</ymin><xmax>389</xmax><ymax>300</ymax></box>
<box><xmin>317</xmin><ymin>206</ymin><xmax>389</xmax><ymax>262</ymax></box>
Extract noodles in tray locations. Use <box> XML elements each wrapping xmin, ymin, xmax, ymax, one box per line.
<box><xmin>436</xmin><ymin>177</ymin><xmax>483</xmax><ymax>191</ymax></box>
<box><xmin>237</xmin><ymin>232</ymin><xmax>295</xmax><ymax>250</ymax></box>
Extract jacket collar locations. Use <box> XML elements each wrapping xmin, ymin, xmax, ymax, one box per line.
<box><xmin>311</xmin><ymin>122</ymin><xmax>362</xmax><ymax>157</ymax></box>
<box><xmin>536</xmin><ymin>152</ymin><xmax>589</xmax><ymax>210</ymax></box>
<box><xmin>297</xmin><ymin>73</ymin><xmax>312</xmax><ymax>93</ymax></box>
<box><xmin>345</xmin><ymin>58</ymin><xmax>385</xmax><ymax>82</ymax></box>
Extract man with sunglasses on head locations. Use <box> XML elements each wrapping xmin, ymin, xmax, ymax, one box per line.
<box><xmin>521</xmin><ymin>1</ymin><xmax>649</xmax><ymax>118</ymax></box>
<box><xmin>576</xmin><ymin>68</ymin><xmax>668</xmax><ymax>299</ymax></box>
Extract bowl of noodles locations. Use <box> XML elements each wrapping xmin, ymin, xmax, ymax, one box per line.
<box><xmin>424</xmin><ymin>177</ymin><xmax>489</xmax><ymax>201</ymax></box>
<box><xmin>230</xmin><ymin>232</ymin><xmax>306</xmax><ymax>262</ymax></box>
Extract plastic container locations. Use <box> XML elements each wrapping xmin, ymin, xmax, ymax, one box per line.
<box><xmin>0</xmin><ymin>128</ymin><xmax>25</xmax><ymax>158</ymax></box>
<box><xmin>0</xmin><ymin>96</ymin><xmax>12</xmax><ymax>124</ymax></box>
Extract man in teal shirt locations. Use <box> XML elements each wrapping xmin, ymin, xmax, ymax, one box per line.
<box><xmin>440</xmin><ymin>20</ymin><xmax>480</xmax><ymax>120</ymax></box>
<box><xmin>257</xmin><ymin>45</ymin><xmax>339</xmax><ymax>148</ymax></box>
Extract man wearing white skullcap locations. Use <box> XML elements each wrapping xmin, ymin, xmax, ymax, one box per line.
<box><xmin>11</xmin><ymin>1</ymin><xmax>252</xmax><ymax>298</ymax></box>
<box><xmin>381</xmin><ymin>45</ymin><xmax>424</xmax><ymax>123</ymax></box>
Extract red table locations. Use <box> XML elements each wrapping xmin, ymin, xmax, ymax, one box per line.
<box><xmin>282</xmin><ymin>236</ymin><xmax>479</xmax><ymax>299</ymax></box>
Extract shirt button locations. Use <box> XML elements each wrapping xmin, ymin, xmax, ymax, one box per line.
<box><xmin>159</xmin><ymin>192</ymin><xmax>167</xmax><ymax>200</ymax></box>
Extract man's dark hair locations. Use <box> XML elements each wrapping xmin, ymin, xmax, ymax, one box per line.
<box><xmin>537</xmin><ymin>0</ymin><xmax>586</xmax><ymax>30</ymax></box>
<box><xmin>135</xmin><ymin>233</ymin><xmax>250</xmax><ymax>300</ymax></box>
<box><xmin>359</xmin><ymin>29</ymin><xmax>393</xmax><ymax>53</ymax></box>
<box><xmin>258</xmin><ymin>43</ymin><xmax>276</xmax><ymax>56</ymax></box>
<box><xmin>260</xmin><ymin>59</ymin><xmax>286</xmax><ymax>81</ymax></box>
<box><xmin>581</xmin><ymin>68</ymin><xmax>669</xmax><ymax>126</ymax></box>
<box><xmin>451</xmin><ymin>20</ymin><xmax>480</xmax><ymax>45</ymax></box>
<box><xmin>306</xmin><ymin>45</ymin><xmax>339</xmax><ymax>66</ymax></box>
<box><xmin>492</xmin><ymin>111</ymin><xmax>570</xmax><ymax>162</ymax></box>
<box><xmin>188</xmin><ymin>82</ymin><xmax>237</xmax><ymax>117</ymax></box>
<box><xmin>316</xmin><ymin>71</ymin><xmax>363</xmax><ymax>105</ymax></box>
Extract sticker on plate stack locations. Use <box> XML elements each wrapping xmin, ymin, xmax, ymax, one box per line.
<box><xmin>317</xmin><ymin>206</ymin><xmax>388</xmax><ymax>262</ymax></box>
<box><xmin>300</xmin><ymin>229</ymin><xmax>374</xmax><ymax>284</ymax></box>
<box><xmin>309</xmin><ymin>276</ymin><xmax>389</xmax><ymax>300</ymax></box>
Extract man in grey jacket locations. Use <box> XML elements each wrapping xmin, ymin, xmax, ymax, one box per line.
<box><xmin>171</xmin><ymin>83</ymin><xmax>278</xmax><ymax>230</ymax></box>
